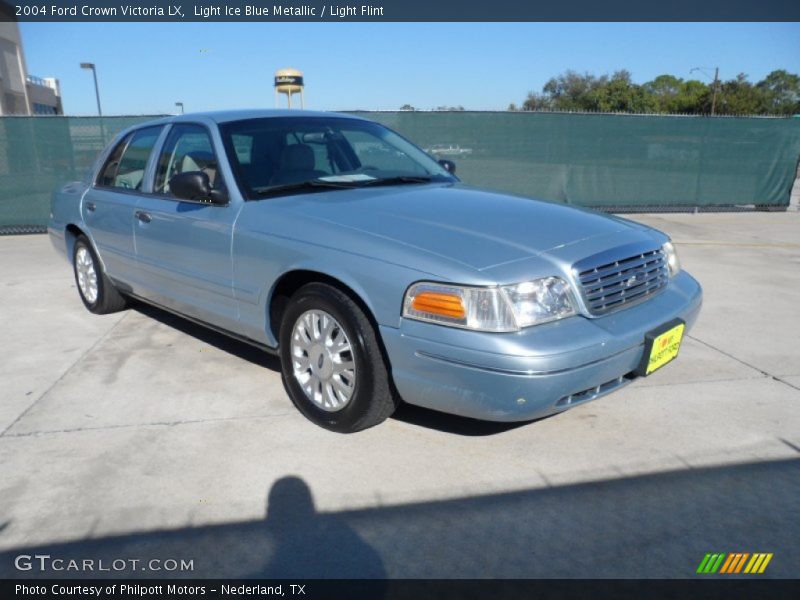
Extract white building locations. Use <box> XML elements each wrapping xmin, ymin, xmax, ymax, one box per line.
<box><xmin>0</xmin><ymin>21</ymin><xmax>62</xmax><ymax>115</ymax></box>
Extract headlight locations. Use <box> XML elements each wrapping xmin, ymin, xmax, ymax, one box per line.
<box><xmin>402</xmin><ymin>277</ymin><xmax>577</xmax><ymax>332</ymax></box>
<box><xmin>662</xmin><ymin>241</ymin><xmax>680</xmax><ymax>277</ymax></box>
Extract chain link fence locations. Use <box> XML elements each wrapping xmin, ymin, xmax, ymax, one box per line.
<box><xmin>1</xmin><ymin>112</ymin><xmax>799</xmax><ymax>234</ymax></box>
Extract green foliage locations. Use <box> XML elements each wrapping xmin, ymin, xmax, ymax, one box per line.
<box><xmin>757</xmin><ymin>70</ymin><xmax>800</xmax><ymax>115</ymax></box>
<box><xmin>643</xmin><ymin>76</ymin><xmax>710</xmax><ymax>114</ymax></box>
<box><xmin>521</xmin><ymin>69</ymin><xmax>800</xmax><ymax>116</ymax></box>
<box><xmin>716</xmin><ymin>74</ymin><xmax>764</xmax><ymax>115</ymax></box>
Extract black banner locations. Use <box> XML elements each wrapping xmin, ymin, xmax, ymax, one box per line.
<box><xmin>3</xmin><ymin>579</ymin><xmax>800</xmax><ymax>600</ymax></box>
<box><xmin>2</xmin><ymin>0</ymin><xmax>800</xmax><ymax>22</ymax></box>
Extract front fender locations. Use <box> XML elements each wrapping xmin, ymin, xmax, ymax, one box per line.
<box><xmin>263</xmin><ymin>250</ymin><xmax>436</xmax><ymax>347</ymax></box>
<box><xmin>232</xmin><ymin>226</ymin><xmax>439</xmax><ymax>347</ymax></box>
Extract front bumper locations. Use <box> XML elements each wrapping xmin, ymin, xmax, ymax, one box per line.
<box><xmin>381</xmin><ymin>271</ymin><xmax>702</xmax><ymax>422</ymax></box>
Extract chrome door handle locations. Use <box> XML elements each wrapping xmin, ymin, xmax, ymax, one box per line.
<box><xmin>85</xmin><ymin>202</ymin><xmax>96</xmax><ymax>212</ymax></box>
<box><xmin>135</xmin><ymin>211</ymin><xmax>152</xmax><ymax>224</ymax></box>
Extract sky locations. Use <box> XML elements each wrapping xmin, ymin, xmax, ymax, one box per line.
<box><xmin>19</xmin><ymin>22</ymin><xmax>800</xmax><ymax>116</ymax></box>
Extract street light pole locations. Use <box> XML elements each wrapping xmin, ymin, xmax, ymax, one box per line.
<box><xmin>80</xmin><ymin>62</ymin><xmax>102</xmax><ymax>116</ymax></box>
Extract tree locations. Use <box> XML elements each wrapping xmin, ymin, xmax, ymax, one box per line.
<box><xmin>540</xmin><ymin>70</ymin><xmax>608</xmax><ymax>111</ymax></box>
<box><xmin>399</xmin><ymin>104</ymin><xmax>416</xmax><ymax>111</ymax></box>
<box><xmin>675</xmin><ymin>80</ymin><xmax>711</xmax><ymax>114</ymax></box>
<box><xmin>588</xmin><ymin>70</ymin><xmax>658</xmax><ymax>113</ymax></box>
<box><xmin>757</xmin><ymin>70</ymin><xmax>800</xmax><ymax>115</ymax></box>
<box><xmin>643</xmin><ymin>74</ymin><xmax>683</xmax><ymax>112</ymax></box>
<box><xmin>517</xmin><ymin>69</ymin><xmax>800</xmax><ymax>115</ymax></box>
<box><xmin>522</xmin><ymin>91</ymin><xmax>550</xmax><ymax>111</ymax></box>
<box><xmin>641</xmin><ymin>76</ymin><xmax>711</xmax><ymax>114</ymax></box>
<box><xmin>716</xmin><ymin>73</ymin><xmax>764</xmax><ymax>115</ymax></box>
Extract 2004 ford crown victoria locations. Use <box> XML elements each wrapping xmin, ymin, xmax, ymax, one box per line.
<box><xmin>49</xmin><ymin>110</ymin><xmax>702</xmax><ymax>433</ymax></box>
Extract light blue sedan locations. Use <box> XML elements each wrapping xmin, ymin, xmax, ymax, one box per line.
<box><xmin>49</xmin><ymin>110</ymin><xmax>702</xmax><ymax>432</ymax></box>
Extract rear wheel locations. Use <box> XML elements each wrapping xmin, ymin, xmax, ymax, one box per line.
<box><xmin>279</xmin><ymin>283</ymin><xmax>397</xmax><ymax>433</ymax></box>
<box><xmin>73</xmin><ymin>236</ymin><xmax>127</xmax><ymax>314</ymax></box>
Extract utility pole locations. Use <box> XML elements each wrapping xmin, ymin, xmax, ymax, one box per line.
<box><xmin>711</xmin><ymin>67</ymin><xmax>719</xmax><ymax>116</ymax></box>
<box><xmin>691</xmin><ymin>67</ymin><xmax>720</xmax><ymax>116</ymax></box>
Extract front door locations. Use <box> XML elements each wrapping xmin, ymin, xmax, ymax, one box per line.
<box><xmin>132</xmin><ymin>123</ymin><xmax>242</xmax><ymax>333</ymax></box>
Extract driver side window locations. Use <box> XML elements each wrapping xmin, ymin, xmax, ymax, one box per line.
<box><xmin>154</xmin><ymin>124</ymin><xmax>222</xmax><ymax>195</ymax></box>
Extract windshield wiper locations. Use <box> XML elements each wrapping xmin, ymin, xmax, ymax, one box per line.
<box><xmin>253</xmin><ymin>175</ymin><xmax>437</xmax><ymax>197</ymax></box>
<box><xmin>253</xmin><ymin>180</ymin><xmax>356</xmax><ymax>197</ymax></box>
<box><xmin>357</xmin><ymin>176</ymin><xmax>434</xmax><ymax>187</ymax></box>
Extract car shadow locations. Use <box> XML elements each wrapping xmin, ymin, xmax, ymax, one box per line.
<box><xmin>129</xmin><ymin>300</ymin><xmax>281</xmax><ymax>372</ymax></box>
<box><xmin>390</xmin><ymin>402</ymin><xmax>539</xmax><ymax>436</ymax></box>
<box><xmin>131</xmin><ymin>299</ymin><xmax>552</xmax><ymax>436</ymax></box>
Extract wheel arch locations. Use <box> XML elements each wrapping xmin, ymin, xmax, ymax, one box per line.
<box><xmin>267</xmin><ymin>269</ymin><xmax>394</xmax><ymax>372</ymax></box>
<box><xmin>64</xmin><ymin>224</ymin><xmax>109</xmax><ymax>274</ymax></box>
<box><xmin>268</xmin><ymin>269</ymin><xmax>375</xmax><ymax>340</ymax></box>
<box><xmin>64</xmin><ymin>223</ymin><xmax>86</xmax><ymax>260</ymax></box>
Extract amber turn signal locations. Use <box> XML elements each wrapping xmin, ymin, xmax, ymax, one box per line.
<box><xmin>410</xmin><ymin>291</ymin><xmax>466</xmax><ymax>320</ymax></box>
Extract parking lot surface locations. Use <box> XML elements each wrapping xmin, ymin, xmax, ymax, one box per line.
<box><xmin>1</xmin><ymin>212</ymin><xmax>799</xmax><ymax>578</ymax></box>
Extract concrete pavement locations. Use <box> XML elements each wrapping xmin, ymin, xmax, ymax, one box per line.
<box><xmin>1</xmin><ymin>212</ymin><xmax>799</xmax><ymax>578</ymax></box>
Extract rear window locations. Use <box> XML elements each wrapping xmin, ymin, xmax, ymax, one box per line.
<box><xmin>96</xmin><ymin>126</ymin><xmax>163</xmax><ymax>190</ymax></box>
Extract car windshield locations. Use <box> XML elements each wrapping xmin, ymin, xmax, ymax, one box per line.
<box><xmin>219</xmin><ymin>116</ymin><xmax>456</xmax><ymax>198</ymax></box>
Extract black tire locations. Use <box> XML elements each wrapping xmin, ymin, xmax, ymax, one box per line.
<box><xmin>279</xmin><ymin>282</ymin><xmax>397</xmax><ymax>433</ymax></box>
<box><xmin>73</xmin><ymin>235</ymin><xmax>127</xmax><ymax>314</ymax></box>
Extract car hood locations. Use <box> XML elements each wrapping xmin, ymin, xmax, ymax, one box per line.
<box><xmin>280</xmin><ymin>183</ymin><xmax>654</xmax><ymax>272</ymax></box>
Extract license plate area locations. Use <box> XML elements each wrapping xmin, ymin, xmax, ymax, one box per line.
<box><xmin>636</xmin><ymin>318</ymin><xmax>685</xmax><ymax>376</ymax></box>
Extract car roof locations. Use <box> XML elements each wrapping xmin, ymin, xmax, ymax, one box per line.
<box><xmin>110</xmin><ymin>110</ymin><xmax>375</xmax><ymax>150</ymax></box>
<box><xmin>138</xmin><ymin>109</ymin><xmax>368</xmax><ymax>127</ymax></box>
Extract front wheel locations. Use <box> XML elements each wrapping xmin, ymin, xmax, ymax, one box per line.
<box><xmin>73</xmin><ymin>235</ymin><xmax>127</xmax><ymax>314</ymax></box>
<box><xmin>278</xmin><ymin>283</ymin><xmax>397</xmax><ymax>433</ymax></box>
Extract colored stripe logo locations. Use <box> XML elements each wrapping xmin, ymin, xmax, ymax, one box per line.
<box><xmin>697</xmin><ymin>553</ymin><xmax>773</xmax><ymax>574</ymax></box>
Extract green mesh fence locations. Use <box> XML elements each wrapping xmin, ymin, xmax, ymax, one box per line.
<box><xmin>362</xmin><ymin>112</ymin><xmax>800</xmax><ymax>211</ymax></box>
<box><xmin>1</xmin><ymin>112</ymin><xmax>798</xmax><ymax>232</ymax></box>
<box><xmin>0</xmin><ymin>116</ymin><xmax>157</xmax><ymax>232</ymax></box>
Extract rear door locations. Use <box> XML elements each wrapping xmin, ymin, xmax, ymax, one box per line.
<box><xmin>82</xmin><ymin>126</ymin><xmax>163</xmax><ymax>281</ymax></box>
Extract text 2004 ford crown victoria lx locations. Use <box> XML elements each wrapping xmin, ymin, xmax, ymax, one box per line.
<box><xmin>49</xmin><ymin>110</ymin><xmax>702</xmax><ymax>433</ymax></box>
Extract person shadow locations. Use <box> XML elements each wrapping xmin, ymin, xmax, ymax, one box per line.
<box><xmin>249</xmin><ymin>476</ymin><xmax>387</xmax><ymax>585</ymax></box>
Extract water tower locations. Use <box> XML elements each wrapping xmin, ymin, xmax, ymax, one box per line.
<box><xmin>274</xmin><ymin>68</ymin><xmax>304</xmax><ymax>109</ymax></box>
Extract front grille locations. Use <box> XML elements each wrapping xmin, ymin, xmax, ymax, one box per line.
<box><xmin>576</xmin><ymin>246</ymin><xmax>669</xmax><ymax>315</ymax></box>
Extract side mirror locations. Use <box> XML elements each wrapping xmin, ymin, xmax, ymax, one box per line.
<box><xmin>168</xmin><ymin>172</ymin><xmax>227</xmax><ymax>205</ymax></box>
<box><xmin>438</xmin><ymin>159</ymin><xmax>456</xmax><ymax>175</ymax></box>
